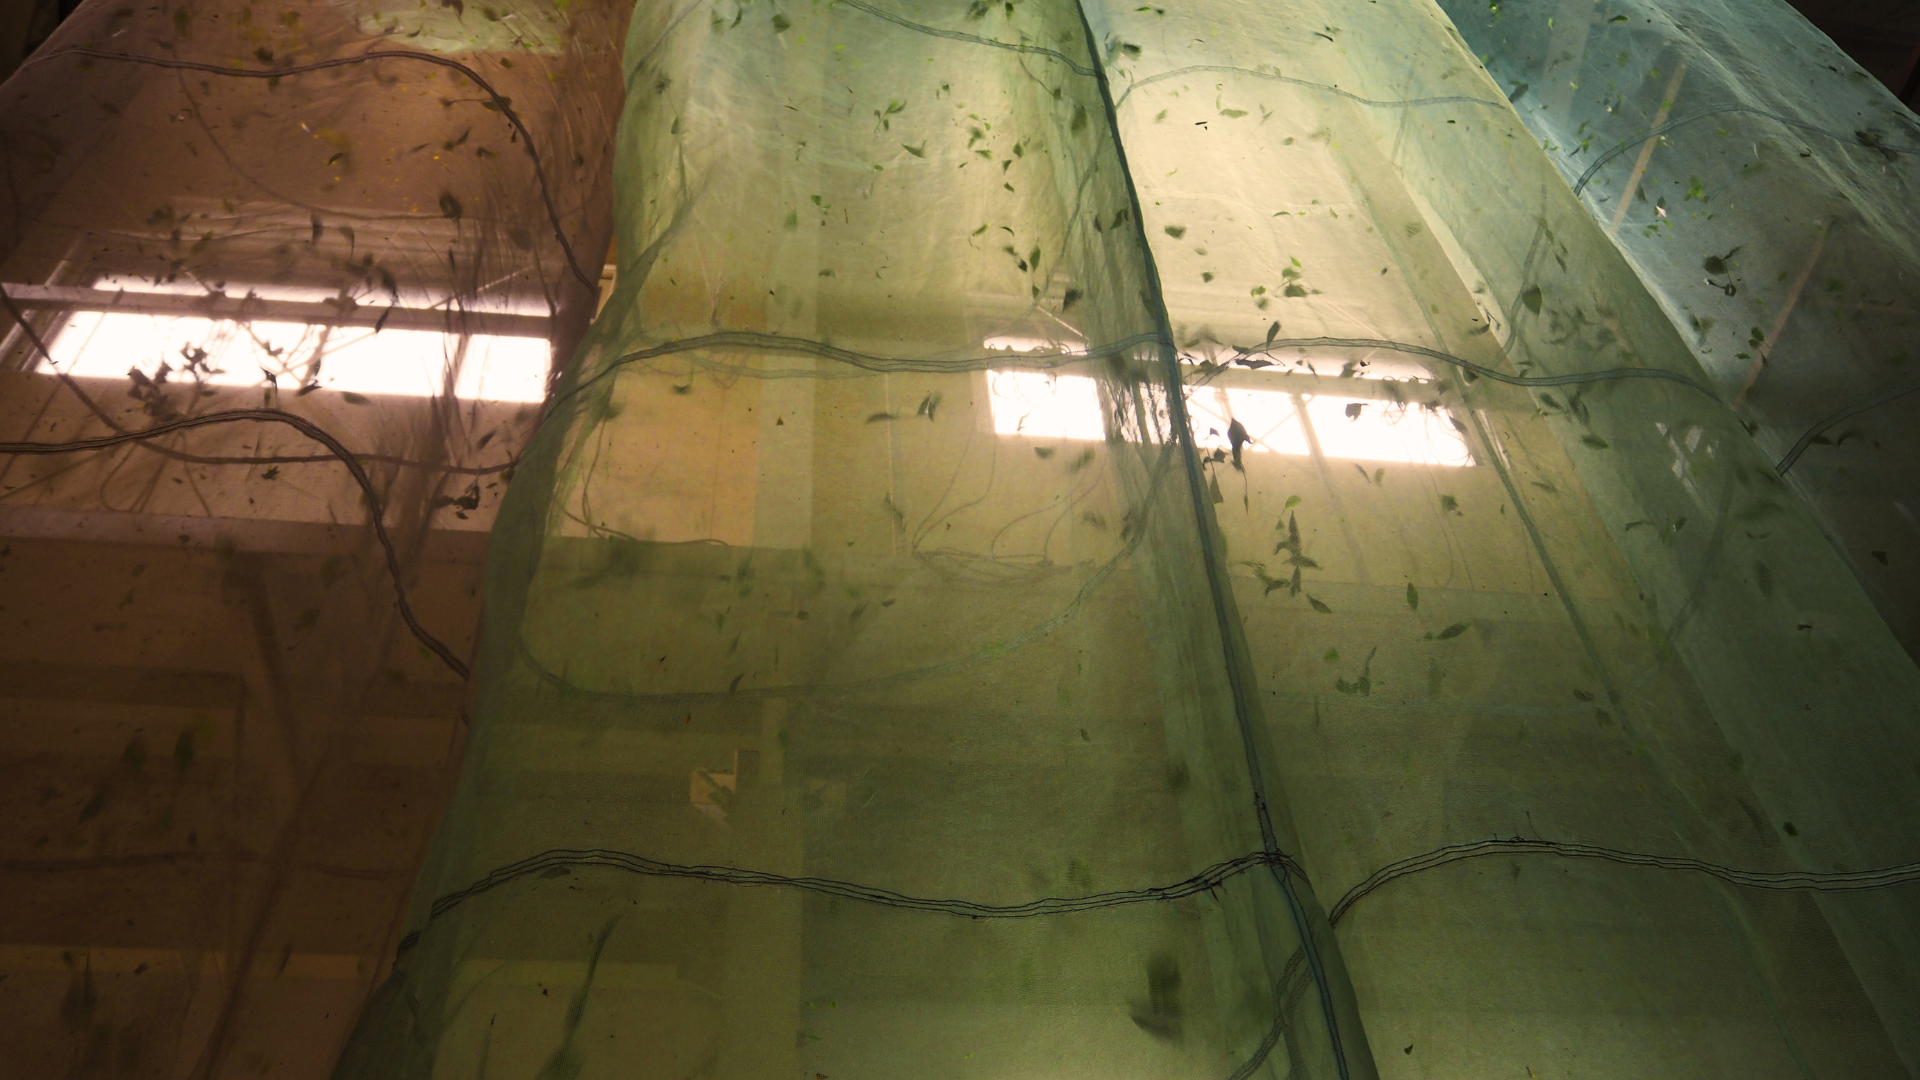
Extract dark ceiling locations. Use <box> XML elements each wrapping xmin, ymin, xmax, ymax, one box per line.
<box><xmin>1785</xmin><ymin>0</ymin><xmax>1920</xmax><ymax>102</ymax></box>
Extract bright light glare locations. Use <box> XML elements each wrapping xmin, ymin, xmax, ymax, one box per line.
<box><xmin>987</xmin><ymin>370</ymin><xmax>1108</xmax><ymax>441</ymax></box>
<box><xmin>1188</xmin><ymin>386</ymin><xmax>1309</xmax><ymax>456</ymax></box>
<box><xmin>983</xmin><ymin>334</ymin><xmax>1083</xmax><ymax>353</ymax></box>
<box><xmin>987</xmin><ymin>370</ymin><xmax>1471</xmax><ymax>465</ymax></box>
<box><xmin>1301</xmin><ymin>395</ymin><xmax>1473</xmax><ymax>466</ymax></box>
<box><xmin>42</xmin><ymin>311</ymin><xmax>550</xmax><ymax>403</ymax></box>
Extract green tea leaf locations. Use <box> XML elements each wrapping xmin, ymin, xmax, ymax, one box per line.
<box><xmin>1405</xmin><ymin>582</ymin><xmax>1419</xmax><ymax>610</ymax></box>
<box><xmin>1434</xmin><ymin>622</ymin><xmax>1468</xmax><ymax>640</ymax></box>
<box><xmin>1283</xmin><ymin>495</ymin><xmax>1301</xmax><ymax>510</ymax></box>
<box><xmin>1519</xmin><ymin>285</ymin><xmax>1542</xmax><ymax>314</ymax></box>
<box><xmin>1307</xmin><ymin>595</ymin><xmax>1332</xmax><ymax>614</ymax></box>
<box><xmin>1581</xmin><ymin>434</ymin><xmax>1610</xmax><ymax>449</ymax></box>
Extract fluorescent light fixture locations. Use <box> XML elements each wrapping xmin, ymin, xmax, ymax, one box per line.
<box><xmin>1300</xmin><ymin>394</ymin><xmax>1472</xmax><ymax>467</ymax></box>
<box><xmin>988</xmin><ymin>370</ymin><xmax>1108</xmax><ymax>441</ymax></box>
<box><xmin>987</xmin><ymin>370</ymin><xmax>1471</xmax><ymax>466</ymax></box>
<box><xmin>1188</xmin><ymin>385</ymin><xmax>1310</xmax><ymax>456</ymax></box>
<box><xmin>36</xmin><ymin>280</ymin><xmax>550</xmax><ymax>403</ymax></box>
<box><xmin>982</xmin><ymin>334</ymin><xmax>1083</xmax><ymax>353</ymax></box>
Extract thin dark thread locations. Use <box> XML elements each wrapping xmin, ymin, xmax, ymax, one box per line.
<box><xmin>1325</xmin><ymin>837</ymin><xmax>1920</xmax><ymax>924</ymax></box>
<box><xmin>1570</xmin><ymin>105</ymin><xmax>1920</xmax><ymax>196</ymax></box>
<box><xmin>15</xmin><ymin>46</ymin><xmax>597</xmax><ymax>291</ymax></box>
<box><xmin>0</xmin><ymin>312</ymin><xmax>1728</xmax><ymax>687</ymax></box>
<box><xmin>555</xmin><ymin>330</ymin><xmax>1165</xmax><ymax>409</ymax></box>
<box><xmin>834</xmin><ymin>0</ymin><xmax>1096</xmax><ymax>77</ymax></box>
<box><xmin>1116</xmin><ymin>63</ymin><xmax>1505</xmax><ymax>112</ymax></box>
<box><xmin>1774</xmin><ymin>375</ymin><xmax>1920</xmax><ymax>474</ymax></box>
<box><xmin>396</xmin><ymin>836</ymin><xmax>1920</xmax><ymax>954</ymax></box>
<box><xmin>1237</xmin><ymin>336</ymin><xmax>1718</xmax><ymax>396</ymax></box>
<box><xmin>1063</xmin><ymin>1</ymin><xmax>1355</xmax><ymax>1075</ymax></box>
<box><xmin>515</xmin><ymin>444</ymin><xmax>1174</xmax><ymax>703</ymax></box>
<box><xmin>0</xmin><ymin>409</ymin><xmax>470</xmax><ymax>680</ymax></box>
<box><xmin>425</xmin><ymin>848</ymin><xmax>1301</xmax><ymax>926</ymax></box>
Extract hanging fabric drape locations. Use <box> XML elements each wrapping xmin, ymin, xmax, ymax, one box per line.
<box><xmin>1437</xmin><ymin>0</ymin><xmax>1920</xmax><ymax>660</ymax></box>
<box><xmin>336</xmin><ymin>1</ymin><xmax>1372</xmax><ymax>1075</ymax></box>
<box><xmin>0</xmin><ymin>0</ymin><xmax>627</xmax><ymax>1072</ymax></box>
<box><xmin>3</xmin><ymin>0</ymin><xmax>1917</xmax><ymax>1077</ymax></box>
<box><xmin>332</xmin><ymin>0</ymin><xmax>1920</xmax><ymax>1077</ymax></box>
<box><xmin>1096</xmin><ymin>0</ymin><xmax>1920</xmax><ymax>1074</ymax></box>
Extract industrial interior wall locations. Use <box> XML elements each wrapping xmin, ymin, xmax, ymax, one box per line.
<box><xmin>1435</xmin><ymin>0</ymin><xmax>1920</xmax><ymax>659</ymax></box>
<box><xmin>0</xmin><ymin>0</ymin><xmax>628</xmax><ymax>1074</ymax></box>
<box><xmin>330</xmin><ymin>1</ymin><xmax>1920</xmax><ymax>1079</ymax></box>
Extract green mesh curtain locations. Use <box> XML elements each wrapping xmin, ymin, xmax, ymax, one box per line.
<box><xmin>0</xmin><ymin>0</ymin><xmax>627</xmax><ymax>1072</ymax></box>
<box><xmin>4</xmin><ymin>0</ymin><xmax>1919</xmax><ymax>1077</ymax></box>
<box><xmin>1436</xmin><ymin>0</ymin><xmax>1920</xmax><ymax>659</ymax></box>
<box><xmin>336</xmin><ymin>1</ymin><xmax>1375</xmax><ymax>1075</ymax></box>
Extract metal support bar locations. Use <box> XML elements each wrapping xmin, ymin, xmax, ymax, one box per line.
<box><xmin>0</xmin><ymin>284</ymin><xmax>550</xmax><ymax>338</ymax></box>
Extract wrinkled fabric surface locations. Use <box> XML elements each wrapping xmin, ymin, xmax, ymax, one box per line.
<box><xmin>337</xmin><ymin>1</ymin><xmax>1920</xmax><ymax>1078</ymax></box>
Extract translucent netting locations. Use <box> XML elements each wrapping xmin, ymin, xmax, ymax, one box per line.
<box><xmin>5</xmin><ymin>0</ymin><xmax>1919</xmax><ymax>1078</ymax></box>
<box><xmin>339</xmin><ymin>2</ymin><xmax>1368</xmax><ymax>1076</ymax></box>
<box><xmin>0</xmin><ymin>0</ymin><xmax>627</xmax><ymax>1072</ymax></box>
<box><xmin>1095</xmin><ymin>1</ymin><xmax>1920</xmax><ymax>1072</ymax></box>
<box><xmin>1437</xmin><ymin>0</ymin><xmax>1920</xmax><ymax>656</ymax></box>
<box><xmin>336</xmin><ymin>1</ymin><xmax>1919</xmax><ymax>1079</ymax></box>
